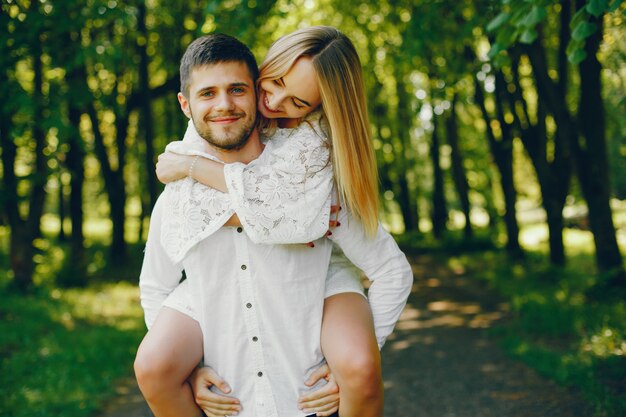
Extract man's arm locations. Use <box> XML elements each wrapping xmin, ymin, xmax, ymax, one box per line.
<box><xmin>139</xmin><ymin>194</ymin><xmax>185</xmax><ymax>328</ymax></box>
<box><xmin>329</xmin><ymin>208</ymin><xmax>413</xmax><ymax>349</ymax></box>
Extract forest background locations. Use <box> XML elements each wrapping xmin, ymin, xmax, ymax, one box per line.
<box><xmin>1</xmin><ymin>0</ymin><xmax>625</xmax><ymax>416</ymax></box>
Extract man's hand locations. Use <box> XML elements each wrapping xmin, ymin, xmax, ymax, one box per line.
<box><xmin>156</xmin><ymin>151</ymin><xmax>194</xmax><ymax>184</ymax></box>
<box><xmin>305</xmin><ymin>205</ymin><xmax>341</xmax><ymax>248</ymax></box>
<box><xmin>298</xmin><ymin>363</ymin><xmax>339</xmax><ymax>416</ymax></box>
<box><xmin>189</xmin><ymin>366</ymin><xmax>242</xmax><ymax>417</ymax></box>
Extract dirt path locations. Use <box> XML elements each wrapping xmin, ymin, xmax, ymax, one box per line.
<box><xmin>381</xmin><ymin>253</ymin><xmax>591</xmax><ymax>417</ymax></box>
<box><xmin>98</xmin><ymin>254</ymin><xmax>591</xmax><ymax>417</ymax></box>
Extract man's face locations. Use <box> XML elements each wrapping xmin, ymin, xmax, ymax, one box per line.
<box><xmin>178</xmin><ymin>61</ymin><xmax>257</xmax><ymax>151</ymax></box>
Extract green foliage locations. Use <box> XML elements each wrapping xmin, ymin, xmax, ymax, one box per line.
<box><xmin>487</xmin><ymin>0</ymin><xmax>625</xmax><ymax>64</ymax></box>
<box><xmin>464</xmin><ymin>251</ymin><xmax>626</xmax><ymax>417</ymax></box>
<box><xmin>0</xmin><ymin>283</ymin><xmax>145</xmax><ymax>417</ymax></box>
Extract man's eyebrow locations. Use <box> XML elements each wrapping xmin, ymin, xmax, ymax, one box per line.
<box><xmin>230</xmin><ymin>82</ymin><xmax>251</xmax><ymax>88</ymax></box>
<box><xmin>197</xmin><ymin>82</ymin><xmax>250</xmax><ymax>91</ymax></box>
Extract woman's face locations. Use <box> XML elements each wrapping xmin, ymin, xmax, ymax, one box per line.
<box><xmin>258</xmin><ymin>56</ymin><xmax>322</xmax><ymax>121</ymax></box>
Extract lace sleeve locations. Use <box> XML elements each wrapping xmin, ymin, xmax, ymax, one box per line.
<box><xmin>224</xmin><ymin>115</ymin><xmax>334</xmax><ymax>244</ymax></box>
<box><xmin>161</xmin><ymin>178</ymin><xmax>234</xmax><ymax>263</ymax></box>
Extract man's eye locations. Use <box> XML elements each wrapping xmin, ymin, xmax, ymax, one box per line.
<box><xmin>201</xmin><ymin>91</ymin><xmax>214</xmax><ymax>97</ymax></box>
<box><xmin>232</xmin><ymin>87</ymin><xmax>245</xmax><ymax>94</ymax></box>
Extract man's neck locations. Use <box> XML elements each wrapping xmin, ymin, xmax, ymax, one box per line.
<box><xmin>205</xmin><ymin>128</ymin><xmax>264</xmax><ymax>164</ymax></box>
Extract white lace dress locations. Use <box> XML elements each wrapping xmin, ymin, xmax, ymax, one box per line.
<box><xmin>157</xmin><ymin>111</ymin><xmax>364</xmax><ymax>323</ymax></box>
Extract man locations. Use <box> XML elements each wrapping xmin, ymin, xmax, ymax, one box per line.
<box><xmin>136</xmin><ymin>33</ymin><xmax>412</xmax><ymax>417</ymax></box>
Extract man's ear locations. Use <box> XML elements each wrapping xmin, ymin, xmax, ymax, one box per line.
<box><xmin>178</xmin><ymin>92</ymin><xmax>191</xmax><ymax>119</ymax></box>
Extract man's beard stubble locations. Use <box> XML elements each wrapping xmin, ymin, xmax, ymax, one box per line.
<box><xmin>190</xmin><ymin>109</ymin><xmax>257</xmax><ymax>152</ymax></box>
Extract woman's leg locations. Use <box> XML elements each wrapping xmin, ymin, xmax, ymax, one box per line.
<box><xmin>134</xmin><ymin>307</ymin><xmax>204</xmax><ymax>417</ymax></box>
<box><xmin>321</xmin><ymin>293</ymin><xmax>383</xmax><ymax>417</ymax></box>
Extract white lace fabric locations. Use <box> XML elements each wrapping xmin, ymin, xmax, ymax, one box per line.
<box><xmin>225</xmin><ymin>112</ymin><xmax>333</xmax><ymax>244</ymax></box>
<box><xmin>161</xmin><ymin>111</ymin><xmax>333</xmax><ymax>263</ymax></box>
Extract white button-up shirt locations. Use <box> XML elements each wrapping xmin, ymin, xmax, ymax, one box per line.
<box><xmin>140</xmin><ymin>190</ymin><xmax>413</xmax><ymax>417</ymax></box>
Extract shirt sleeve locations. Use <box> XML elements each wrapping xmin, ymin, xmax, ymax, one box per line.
<box><xmin>329</xmin><ymin>208</ymin><xmax>414</xmax><ymax>349</ymax></box>
<box><xmin>139</xmin><ymin>193</ymin><xmax>185</xmax><ymax>329</ymax></box>
<box><xmin>223</xmin><ymin>116</ymin><xmax>334</xmax><ymax>245</ymax></box>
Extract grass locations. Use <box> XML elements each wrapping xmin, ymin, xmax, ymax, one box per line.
<box><xmin>0</xmin><ymin>282</ymin><xmax>146</xmax><ymax>417</ymax></box>
<box><xmin>0</xmin><ymin>220</ymin><xmax>147</xmax><ymax>417</ymax></box>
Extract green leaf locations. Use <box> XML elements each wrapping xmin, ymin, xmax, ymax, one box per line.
<box><xmin>520</xmin><ymin>28</ymin><xmax>538</xmax><ymax>44</ymax></box>
<box><xmin>519</xmin><ymin>6</ymin><xmax>547</xmax><ymax>28</ymax></box>
<box><xmin>496</xmin><ymin>25</ymin><xmax>519</xmax><ymax>48</ymax></box>
<box><xmin>586</xmin><ymin>0</ymin><xmax>608</xmax><ymax>17</ymax></box>
<box><xmin>571</xmin><ymin>21</ymin><xmax>598</xmax><ymax>41</ymax></box>
<box><xmin>566</xmin><ymin>39</ymin><xmax>584</xmax><ymax>56</ymax></box>
<box><xmin>487</xmin><ymin>12</ymin><xmax>511</xmax><ymax>32</ymax></box>
<box><xmin>568</xmin><ymin>49</ymin><xmax>587</xmax><ymax>64</ymax></box>
<box><xmin>608</xmin><ymin>0</ymin><xmax>624</xmax><ymax>12</ymax></box>
<box><xmin>488</xmin><ymin>42</ymin><xmax>504</xmax><ymax>60</ymax></box>
<box><xmin>569</xmin><ymin>8</ymin><xmax>588</xmax><ymax>30</ymax></box>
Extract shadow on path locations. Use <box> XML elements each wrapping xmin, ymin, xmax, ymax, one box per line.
<box><xmin>382</xmin><ymin>253</ymin><xmax>591</xmax><ymax>417</ymax></box>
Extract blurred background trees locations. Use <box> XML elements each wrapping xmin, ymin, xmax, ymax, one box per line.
<box><xmin>1</xmin><ymin>0</ymin><xmax>624</xmax><ymax>292</ymax></box>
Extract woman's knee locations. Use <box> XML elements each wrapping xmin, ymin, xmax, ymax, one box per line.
<box><xmin>134</xmin><ymin>339</ymin><xmax>178</xmax><ymax>394</ymax></box>
<box><xmin>334</xmin><ymin>347</ymin><xmax>382</xmax><ymax>395</ymax></box>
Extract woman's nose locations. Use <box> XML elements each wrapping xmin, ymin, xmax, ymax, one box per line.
<box><xmin>267</xmin><ymin>89</ymin><xmax>285</xmax><ymax>110</ymax></box>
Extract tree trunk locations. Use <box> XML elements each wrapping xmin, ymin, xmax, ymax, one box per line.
<box><xmin>66</xmin><ymin>99</ymin><xmax>87</xmax><ymax>280</ymax></box>
<box><xmin>430</xmin><ymin>114</ymin><xmax>447</xmax><ymax>239</ymax></box>
<box><xmin>512</xmin><ymin>45</ymin><xmax>571</xmax><ymax>265</ymax></box>
<box><xmin>395</xmin><ymin>71</ymin><xmax>419</xmax><ymax>232</ymax></box>
<box><xmin>474</xmin><ymin>72</ymin><xmax>522</xmax><ymax>255</ymax></box>
<box><xmin>58</xmin><ymin>174</ymin><xmax>67</xmax><ymax>242</ymax></box>
<box><xmin>519</xmin><ymin>104</ymin><xmax>567</xmax><ymax>265</ymax></box>
<box><xmin>138</xmin><ymin>3</ymin><xmax>158</xmax><ymax>210</ymax></box>
<box><xmin>87</xmin><ymin>103</ymin><xmax>128</xmax><ymax>260</ymax></box>
<box><xmin>4</xmin><ymin>17</ymin><xmax>49</xmax><ymax>291</ymax></box>
<box><xmin>575</xmin><ymin>10</ymin><xmax>625</xmax><ymax>285</ymax></box>
<box><xmin>446</xmin><ymin>93</ymin><xmax>472</xmax><ymax>238</ymax></box>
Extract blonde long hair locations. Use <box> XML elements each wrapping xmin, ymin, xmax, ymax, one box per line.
<box><xmin>259</xmin><ymin>26</ymin><xmax>379</xmax><ymax>237</ymax></box>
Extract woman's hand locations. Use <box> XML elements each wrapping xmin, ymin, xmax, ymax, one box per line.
<box><xmin>156</xmin><ymin>152</ymin><xmax>195</xmax><ymax>184</ymax></box>
<box><xmin>298</xmin><ymin>363</ymin><xmax>340</xmax><ymax>416</ymax></box>
<box><xmin>188</xmin><ymin>366</ymin><xmax>242</xmax><ymax>417</ymax></box>
<box><xmin>305</xmin><ymin>205</ymin><xmax>341</xmax><ymax>248</ymax></box>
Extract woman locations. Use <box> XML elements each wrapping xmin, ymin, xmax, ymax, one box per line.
<box><xmin>136</xmin><ymin>26</ymin><xmax>404</xmax><ymax>417</ymax></box>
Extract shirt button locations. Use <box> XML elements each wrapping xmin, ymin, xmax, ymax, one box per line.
<box><xmin>252</xmin><ymin>336</ymin><xmax>258</xmax><ymax>342</ymax></box>
<box><xmin>237</xmin><ymin>227</ymin><xmax>243</xmax><ymax>233</ymax></box>
<box><xmin>257</xmin><ymin>371</ymin><xmax>263</xmax><ymax>377</ymax></box>
<box><xmin>241</xmin><ymin>264</ymin><xmax>247</xmax><ymax>270</ymax></box>
<box><xmin>246</xmin><ymin>303</ymin><xmax>252</xmax><ymax>308</ymax></box>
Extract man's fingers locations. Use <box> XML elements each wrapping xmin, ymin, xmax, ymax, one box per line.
<box><xmin>299</xmin><ymin>387</ymin><xmax>339</xmax><ymax>408</ymax></box>
<box><xmin>204</xmin><ymin>367</ymin><xmax>232</xmax><ymax>393</ymax></box>
<box><xmin>315</xmin><ymin>404</ymin><xmax>340</xmax><ymax>417</ymax></box>
<box><xmin>196</xmin><ymin>390</ymin><xmax>240</xmax><ymax>405</ymax></box>
<box><xmin>196</xmin><ymin>392</ymin><xmax>242</xmax><ymax>416</ymax></box>
<box><xmin>304</xmin><ymin>364</ymin><xmax>330</xmax><ymax>386</ymax></box>
<box><xmin>299</xmin><ymin>379</ymin><xmax>339</xmax><ymax>404</ymax></box>
<box><xmin>301</xmin><ymin>397</ymin><xmax>339</xmax><ymax>416</ymax></box>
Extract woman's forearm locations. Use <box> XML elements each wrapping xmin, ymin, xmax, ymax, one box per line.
<box><xmin>191</xmin><ymin>157</ymin><xmax>228</xmax><ymax>193</ymax></box>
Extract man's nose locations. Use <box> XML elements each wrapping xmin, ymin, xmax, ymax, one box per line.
<box><xmin>214</xmin><ymin>92</ymin><xmax>235</xmax><ymax>111</ymax></box>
